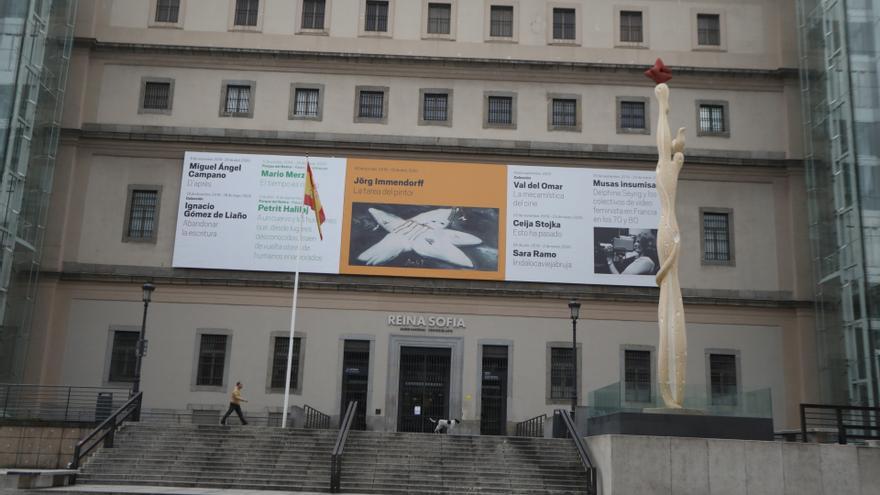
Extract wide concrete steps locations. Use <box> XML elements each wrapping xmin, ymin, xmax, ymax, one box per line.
<box><xmin>77</xmin><ymin>423</ymin><xmax>591</xmax><ymax>494</ymax></box>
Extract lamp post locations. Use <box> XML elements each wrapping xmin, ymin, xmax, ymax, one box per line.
<box><xmin>132</xmin><ymin>282</ymin><xmax>156</xmax><ymax>397</ymax></box>
<box><xmin>569</xmin><ymin>299</ymin><xmax>581</xmax><ymax>415</ymax></box>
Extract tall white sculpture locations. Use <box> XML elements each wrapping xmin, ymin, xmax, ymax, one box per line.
<box><xmin>647</xmin><ymin>59</ymin><xmax>688</xmax><ymax>409</ymax></box>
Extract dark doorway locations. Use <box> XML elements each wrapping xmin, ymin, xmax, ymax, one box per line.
<box><xmin>480</xmin><ymin>345</ymin><xmax>508</xmax><ymax>435</ymax></box>
<box><xmin>340</xmin><ymin>340</ymin><xmax>370</xmax><ymax>430</ymax></box>
<box><xmin>397</xmin><ymin>346</ymin><xmax>451</xmax><ymax>432</ymax></box>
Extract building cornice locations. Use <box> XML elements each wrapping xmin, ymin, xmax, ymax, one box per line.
<box><xmin>50</xmin><ymin>262</ymin><xmax>811</xmax><ymax>310</ymax></box>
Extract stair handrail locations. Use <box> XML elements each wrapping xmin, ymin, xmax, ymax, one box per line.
<box><xmin>330</xmin><ymin>400</ymin><xmax>358</xmax><ymax>493</ymax></box>
<box><xmin>514</xmin><ymin>413</ymin><xmax>547</xmax><ymax>437</ymax></box>
<box><xmin>556</xmin><ymin>409</ymin><xmax>598</xmax><ymax>495</ymax></box>
<box><xmin>304</xmin><ymin>403</ymin><xmax>331</xmax><ymax>429</ymax></box>
<box><xmin>70</xmin><ymin>391</ymin><xmax>143</xmax><ymax>472</ymax></box>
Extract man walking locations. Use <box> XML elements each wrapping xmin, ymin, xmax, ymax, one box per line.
<box><xmin>220</xmin><ymin>381</ymin><xmax>248</xmax><ymax>425</ymax></box>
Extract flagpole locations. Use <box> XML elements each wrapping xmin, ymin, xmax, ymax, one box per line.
<box><xmin>281</xmin><ymin>158</ymin><xmax>307</xmax><ymax>428</ymax></box>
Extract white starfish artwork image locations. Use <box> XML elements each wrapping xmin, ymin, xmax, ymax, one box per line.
<box><xmin>357</xmin><ymin>207</ymin><xmax>483</xmax><ymax>268</ymax></box>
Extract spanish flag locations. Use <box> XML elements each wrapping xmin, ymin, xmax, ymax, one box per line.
<box><xmin>303</xmin><ymin>161</ymin><xmax>325</xmax><ymax>240</ymax></box>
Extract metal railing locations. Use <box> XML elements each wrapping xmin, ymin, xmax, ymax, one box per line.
<box><xmin>800</xmin><ymin>403</ymin><xmax>880</xmax><ymax>445</ymax></box>
<box><xmin>556</xmin><ymin>409</ymin><xmax>598</xmax><ymax>495</ymax></box>
<box><xmin>330</xmin><ymin>401</ymin><xmax>358</xmax><ymax>493</ymax></box>
<box><xmin>514</xmin><ymin>413</ymin><xmax>546</xmax><ymax>437</ymax></box>
<box><xmin>0</xmin><ymin>384</ymin><xmax>131</xmax><ymax>424</ymax></box>
<box><xmin>70</xmin><ymin>392</ymin><xmax>142</xmax><ymax>473</ymax></box>
<box><xmin>304</xmin><ymin>404</ymin><xmax>330</xmax><ymax>429</ymax></box>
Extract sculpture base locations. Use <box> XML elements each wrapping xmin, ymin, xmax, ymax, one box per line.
<box><xmin>642</xmin><ymin>407</ymin><xmax>705</xmax><ymax>415</ymax></box>
<box><xmin>586</xmin><ymin>411</ymin><xmax>773</xmax><ymax>441</ymax></box>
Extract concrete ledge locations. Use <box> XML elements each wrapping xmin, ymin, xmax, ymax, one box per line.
<box><xmin>1</xmin><ymin>469</ymin><xmax>77</xmax><ymax>489</ymax></box>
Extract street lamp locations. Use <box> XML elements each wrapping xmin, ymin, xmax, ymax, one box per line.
<box><xmin>132</xmin><ymin>282</ymin><xmax>156</xmax><ymax>397</ymax></box>
<box><xmin>568</xmin><ymin>299</ymin><xmax>581</xmax><ymax>414</ymax></box>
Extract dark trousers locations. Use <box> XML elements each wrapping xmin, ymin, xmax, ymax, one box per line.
<box><xmin>221</xmin><ymin>402</ymin><xmax>247</xmax><ymax>425</ymax></box>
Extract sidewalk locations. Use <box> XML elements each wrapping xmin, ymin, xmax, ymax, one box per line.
<box><xmin>4</xmin><ymin>483</ymin><xmax>374</xmax><ymax>495</ymax></box>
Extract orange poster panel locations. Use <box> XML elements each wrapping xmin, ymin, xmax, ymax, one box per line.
<box><xmin>340</xmin><ymin>158</ymin><xmax>506</xmax><ymax>280</ymax></box>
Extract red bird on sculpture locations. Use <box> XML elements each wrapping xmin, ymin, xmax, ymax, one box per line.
<box><xmin>645</xmin><ymin>58</ymin><xmax>672</xmax><ymax>84</ymax></box>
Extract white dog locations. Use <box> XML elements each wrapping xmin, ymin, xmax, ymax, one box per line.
<box><xmin>428</xmin><ymin>417</ymin><xmax>460</xmax><ymax>434</ymax></box>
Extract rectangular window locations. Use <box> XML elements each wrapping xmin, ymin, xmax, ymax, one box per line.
<box><xmin>225</xmin><ymin>85</ymin><xmax>251</xmax><ymax>115</ymax></box>
<box><xmin>423</xmin><ymin>93</ymin><xmax>448</xmax><ymax>121</ymax></box>
<box><xmin>619</xmin><ymin>100</ymin><xmax>646</xmax><ymax>130</ymax></box>
<box><xmin>624</xmin><ymin>349</ymin><xmax>651</xmax><ymax>403</ymax></box>
<box><xmin>108</xmin><ymin>331</ymin><xmax>139</xmax><ymax>383</ymax></box>
<box><xmin>552</xmin><ymin>8</ymin><xmax>576</xmax><ymax>40</ymax></box>
<box><xmin>703</xmin><ymin>212</ymin><xmax>731</xmax><ymax>262</ymax></box>
<box><xmin>710</xmin><ymin>353</ymin><xmax>737</xmax><ymax>405</ymax></box>
<box><xmin>196</xmin><ymin>334</ymin><xmax>228</xmax><ymax>387</ymax></box>
<box><xmin>620</xmin><ymin>10</ymin><xmax>643</xmax><ymax>43</ymax></box>
<box><xmin>127</xmin><ymin>189</ymin><xmax>158</xmax><ymax>240</ymax></box>
<box><xmin>427</xmin><ymin>3</ymin><xmax>451</xmax><ymax>34</ymax></box>
<box><xmin>487</xmin><ymin>95</ymin><xmax>512</xmax><ymax>125</ymax></box>
<box><xmin>142</xmin><ymin>82</ymin><xmax>171</xmax><ymax>111</ymax></box>
<box><xmin>358</xmin><ymin>90</ymin><xmax>384</xmax><ymax>119</ymax></box>
<box><xmin>294</xmin><ymin>88</ymin><xmax>320</xmax><ymax>117</ymax></box>
<box><xmin>490</xmin><ymin>5</ymin><xmax>513</xmax><ymax>37</ymax></box>
<box><xmin>697</xmin><ymin>13</ymin><xmax>721</xmax><ymax>46</ymax></box>
<box><xmin>699</xmin><ymin>104</ymin><xmax>726</xmax><ymax>134</ymax></box>
<box><xmin>270</xmin><ymin>336</ymin><xmax>302</xmax><ymax>389</ymax></box>
<box><xmin>550</xmin><ymin>347</ymin><xmax>574</xmax><ymax>400</ymax></box>
<box><xmin>552</xmin><ymin>98</ymin><xmax>577</xmax><ymax>127</ymax></box>
<box><xmin>234</xmin><ymin>0</ymin><xmax>259</xmax><ymax>26</ymax></box>
<box><xmin>301</xmin><ymin>0</ymin><xmax>325</xmax><ymax>29</ymax></box>
<box><xmin>155</xmin><ymin>0</ymin><xmax>180</xmax><ymax>23</ymax></box>
<box><xmin>365</xmin><ymin>0</ymin><xmax>389</xmax><ymax>32</ymax></box>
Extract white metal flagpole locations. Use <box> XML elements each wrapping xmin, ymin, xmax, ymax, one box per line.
<box><xmin>281</xmin><ymin>157</ymin><xmax>308</xmax><ymax>428</ymax></box>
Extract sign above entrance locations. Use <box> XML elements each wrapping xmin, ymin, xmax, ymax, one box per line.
<box><xmin>388</xmin><ymin>314</ymin><xmax>466</xmax><ymax>333</ymax></box>
<box><xmin>172</xmin><ymin>152</ymin><xmax>660</xmax><ymax>287</ymax></box>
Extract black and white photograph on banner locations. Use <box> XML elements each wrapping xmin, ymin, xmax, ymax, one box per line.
<box><xmin>593</xmin><ymin>227</ymin><xmax>660</xmax><ymax>276</ymax></box>
<box><xmin>348</xmin><ymin>203</ymin><xmax>499</xmax><ymax>270</ymax></box>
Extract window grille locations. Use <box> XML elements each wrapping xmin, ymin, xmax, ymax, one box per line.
<box><xmin>710</xmin><ymin>354</ymin><xmax>738</xmax><ymax>405</ymax></box>
<box><xmin>294</xmin><ymin>88</ymin><xmax>320</xmax><ymax>117</ymax></box>
<box><xmin>487</xmin><ymin>96</ymin><xmax>512</xmax><ymax>125</ymax></box>
<box><xmin>619</xmin><ymin>101</ymin><xmax>646</xmax><ymax>129</ymax></box>
<box><xmin>620</xmin><ymin>10</ymin><xmax>643</xmax><ymax>43</ymax></box>
<box><xmin>490</xmin><ymin>6</ymin><xmax>513</xmax><ymax>37</ymax></box>
<box><xmin>552</xmin><ymin>98</ymin><xmax>576</xmax><ymax>127</ymax></box>
<box><xmin>155</xmin><ymin>0</ymin><xmax>179</xmax><ymax>23</ymax></box>
<box><xmin>697</xmin><ymin>13</ymin><xmax>720</xmax><ymax>46</ymax></box>
<box><xmin>196</xmin><ymin>334</ymin><xmax>227</xmax><ymax>386</ymax></box>
<box><xmin>550</xmin><ymin>347</ymin><xmax>574</xmax><ymax>400</ymax></box>
<box><xmin>553</xmin><ymin>8</ymin><xmax>575</xmax><ymax>40</ymax></box>
<box><xmin>234</xmin><ymin>0</ymin><xmax>259</xmax><ymax>26</ymax></box>
<box><xmin>225</xmin><ymin>85</ymin><xmax>251</xmax><ymax>114</ymax></box>
<box><xmin>699</xmin><ymin>104</ymin><xmax>725</xmax><ymax>134</ymax></box>
<box><xmin>109</xmin><ymin>331</ymin><xmax>139</xmax><ymax>382</ymax></box>
<box><xmin>624</xmin><ymin>349</ymin><xmax>651</xmax><ymax>402</ymax></box>
<box><xmin>703</xmin><ymin>212</ymin><xmax>731</xmax><ymax>262</ymax></box>
<box><xmin>427</xmin><ymin>3</ymin><xmax>451</xmax><ymax>34</ymax></box>
<box><xmin>127</xmin><ymin>190</ymin><xmax>158</xmax><ymax>240</ymax></box>
<box><xmin>423</xmin><ymin>93</ymin><xmax>448</xmax><ymax>121</ymax></box>
<box><xmin>301</xmin><ymin>0</ymin><xmax>325</xmax><ymax>29</ymax></box>
<box><xmin>271</xmin><ymin>336</ymin><xmax>302</xmax><ymax>389</ymax></box>
<box><xmin>142</xmin><ymin>82</ymin><xmax>170</xmax><ymax>110</ymax></box>
<box><xmin>358</xmin><ymin>91</ymin><xmax>384</xmax><ymax>119</ymax></box>
<box><xmin>365</xmin><ymin>0</ymin><xmax>389</xmax><ymax>32</ymax></box>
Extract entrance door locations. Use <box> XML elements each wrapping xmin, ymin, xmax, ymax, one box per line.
<box><xmin>340</xmin><ymin>340</ymin><xmax>370</xmax><ymax>430</ymax></box>
<box><xmin>397</xmin><ymin>346</ymin><xmax>451</xmax><ymax>432</ymax></box>
<box><xmin>480</xmin><ymin>345</ymin><xmax>508</xmax><ymax>435</ymax></box>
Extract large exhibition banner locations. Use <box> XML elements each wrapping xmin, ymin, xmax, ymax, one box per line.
<box><xmin>172</xmin><ymin>152</ymin><xmax>660</xmax><ymax>287</ymax></box>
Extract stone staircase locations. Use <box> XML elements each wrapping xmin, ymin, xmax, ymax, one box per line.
<box><xmin>76</xmin><ymin>423</ymin><xmax>590</xmax><ymax>494</ymax></box>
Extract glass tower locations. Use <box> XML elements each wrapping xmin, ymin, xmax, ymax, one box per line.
<box><xmin>0</xmin><ymin>1</ymin><xmax>76</xmax><ymax>382</ymax></box>
<box><xmin>797</xmin><ymin>0</ymin><xmax>880</xmax><ymax>406</ymax></box>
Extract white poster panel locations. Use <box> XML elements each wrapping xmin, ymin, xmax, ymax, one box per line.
<box><xmin>505</xmin><ymin>165</ymin><xmax>592</xmax><ymax>284</ymax></box>
<box><xmin>172</xmin><ymin>152</ymin><xmax>346</xmax><ymax>273</ymax></box>
<box><xmin>505</xmin><ymin>166</ymin><xmax>659</xmax><ymax>287</ymax></box>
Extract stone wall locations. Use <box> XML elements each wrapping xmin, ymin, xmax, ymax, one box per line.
<box><xmin>0</xmin><ymin>425</ymin><xmax>90</xmax><ymax>469</ymax></box>
<box><xmin>586</xmin><ymin>434</ymin><xmax>880</xmax><ymax>495</ymax></box>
